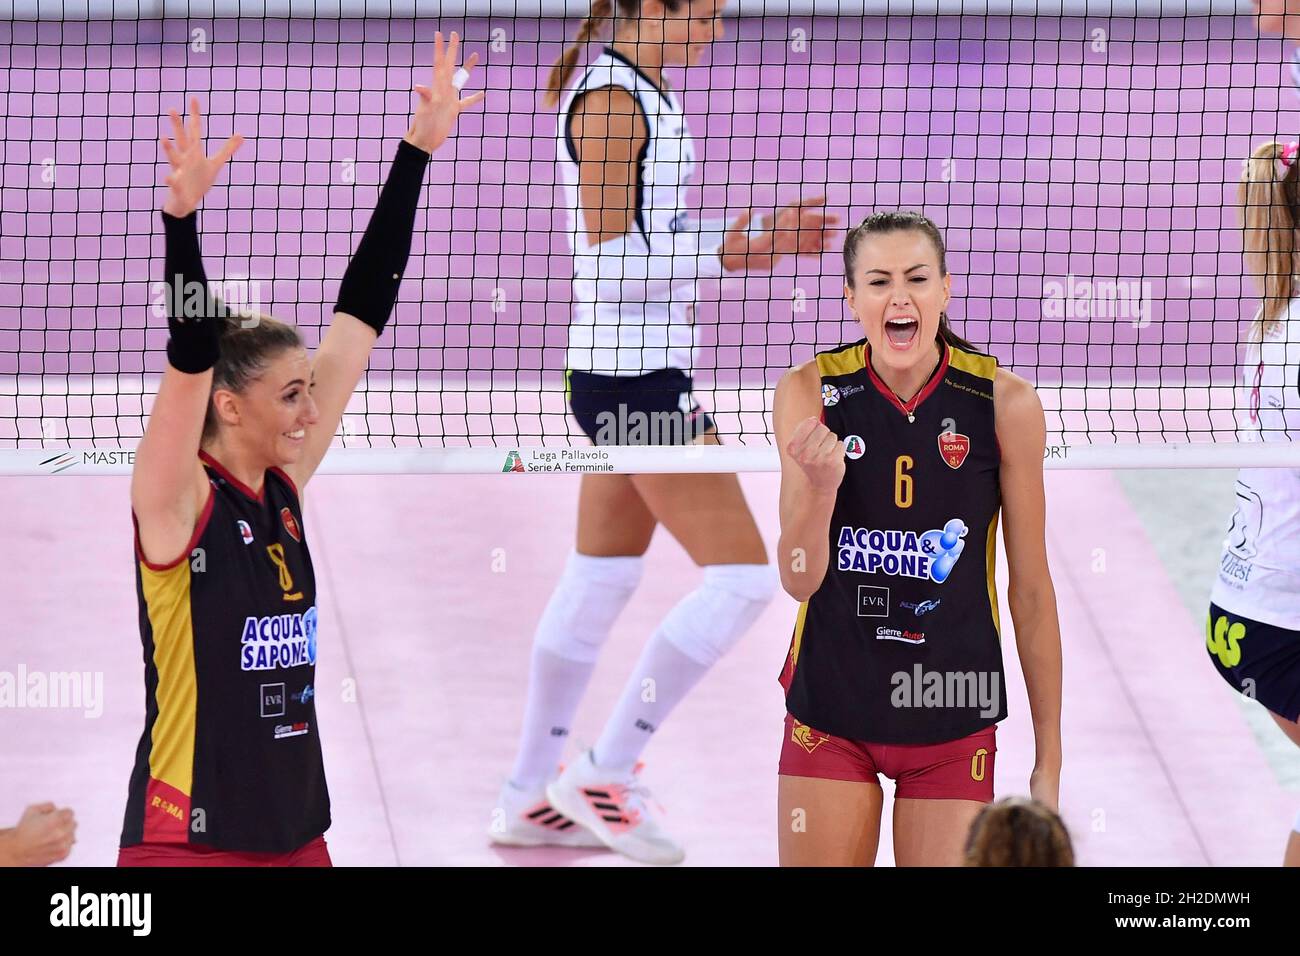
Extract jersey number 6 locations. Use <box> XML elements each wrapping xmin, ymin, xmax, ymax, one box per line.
<box><xmin>895</xmin><ymin>455</ymin><xmax>913</xmax><ymax>509</ymax></box>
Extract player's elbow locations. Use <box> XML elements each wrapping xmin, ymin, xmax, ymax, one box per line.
<box><xmin>1007</xmin><ymin>576</ymin><xmax>1057</xmax><ymax>623</ymax></box>
<box><xmin>783</xmin><ymin>582</ymin><xmax>817</xmax><ymax>603</ymax></box>
<box><xmin>779</xmin><ymin>565</ymin><xmax>826</xmax><ymax>604</ymax></box>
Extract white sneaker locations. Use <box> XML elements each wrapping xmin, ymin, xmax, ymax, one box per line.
<box><xmin>545</xmin><ymin>751</ymin><xmax>685</xmax><ymax>866</ymax></box>
<box><xmin>488</xmin><ymin>778</ymin><xmax>605</xmax><ymax>849</ymax></box>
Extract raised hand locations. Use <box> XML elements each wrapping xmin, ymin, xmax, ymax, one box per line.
<box><xmin>405</xmin><ymin>30</ymin><xmax>487</xmax><ymax>155</ymax></box>
<box><xmin>721</xmin><ymin>195</ymin><xmax>839</xmax><ymax>273</ymax></box>
<box><xmin>159</xmin><ymin>98</ymin><xmax>244</xmax><ymax>219</ymax></box>
<box><xmin>787</xmin><ymin>416</ymin><xmax>846</xmax><ymax>494</ymax></box>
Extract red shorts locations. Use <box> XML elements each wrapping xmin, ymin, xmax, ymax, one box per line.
<box><xmin>117</xmin><ymin>835</ymin><xmax>332</xmax><ymax>867</ymax></box>
<box><xmin>779</xmin><ymin>713</ymin><xmax>996</xmax><ymax>801</ymax></box>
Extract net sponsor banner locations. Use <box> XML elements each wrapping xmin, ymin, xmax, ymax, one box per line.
<box><xmin>5</xmin><ymin>442</ymin><xmax>1300</xmax><ymax>476</ymax></box>
<box><xmin>0</xmin><ymin>0</ymin><xmax>1253</xmax><ymax>18</ymax></box>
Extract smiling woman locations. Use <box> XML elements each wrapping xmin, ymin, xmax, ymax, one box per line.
<box><xmin>116</xmin><ymin>32</ymin><xmax>485</xmax><ymax>868</ymax></box>
<box><xmin>198</xmin><ymin>311</ymin><xmax>313</xmax><ymax>451</ymax></box>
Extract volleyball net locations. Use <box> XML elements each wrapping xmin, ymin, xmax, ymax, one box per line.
<box><xmin>3</xmin><ymin>0</ymin><xmax>1299</xmax><ymax>475</ymax></box>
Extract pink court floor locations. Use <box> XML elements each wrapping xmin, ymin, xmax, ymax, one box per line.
<box><xmin>1</xmin><ymin>468</ymin><xmax>1296</xmax><ymax>866</ymax></box>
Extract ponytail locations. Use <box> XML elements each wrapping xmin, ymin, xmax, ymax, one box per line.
<box><xmin>938</xmin><ymin>310</ymin><xmax>978</xmax><ymax>355</ymax></box>
<box><xmin>1240</xmin><ymin>140</ymin><xmax>1300</xmax><ymax>339</ymax></box>
<box><xmin>543</xmin><ymin>0</ymin><xmax>616</xmax><ymax>109</ymax></box>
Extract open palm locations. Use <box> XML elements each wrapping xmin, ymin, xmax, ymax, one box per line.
<box><xmin>405</xmin><ymin>31</ymin><xmax>487</xmax><ymax>155</ymax></box>
<box><xmin>160</xmin><ymin>98</ymin><xmax>244</xmax><ymax>218</ymax></box>
<box><xmin>721</xmin><ymin>195</ymin><xmax>838</xmax><ymax>273</ymax></box>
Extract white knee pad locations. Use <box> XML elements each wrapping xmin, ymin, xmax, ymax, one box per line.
<box><xmin>533</xmin><ymin>550</ymin><xmax>644</xmax><ymax>663</ymax></box>
<box><xmin>660</xmin><ymin>563</ymin><xmax>779</xmax><ymax>668</ymax></box>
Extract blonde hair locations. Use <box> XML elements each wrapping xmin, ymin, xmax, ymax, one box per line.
<box><xmin>963</xmin><ymin>797</ymin><xmax>1074</xmax><ymax>867</ymax></box>
<box><xmin>1240</xmin><ymin>140</ymin><xmax>1300</xmax><ymax>339</ymax></box>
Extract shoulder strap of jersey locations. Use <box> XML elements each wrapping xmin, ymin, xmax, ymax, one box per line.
<box><xmin>560</xmin><ymin>54</ymin><xmax>658</xmax><ymax>164</ymax></box>
<box><xmin>814</xmin><ymin>339</ymin><xmax>867</xmax><ymax>379</ymax></box>
<box><xmin>945</xmin><ymin>340</ymin><xmax>997</xmax><ymax>382</ymax></box>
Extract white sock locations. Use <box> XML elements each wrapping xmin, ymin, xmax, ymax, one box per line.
<box><xmin>592</xmin><ymin>632</ymin><xmax>710</xmax><ymax>774</ymax></box>
<box><xmin>509</xmin><ymin>646</ymin><xmax>597</xmax><ymax>791</ymax></box>
<box><xmin>507</xmin><ymin>551</ymin><xmax>643</xmax><ymax>790</ymax></box>
<box><xmin>591</xmin><ymin>563</ymin><xmax>776</xmax><ymax>773</ymax></box>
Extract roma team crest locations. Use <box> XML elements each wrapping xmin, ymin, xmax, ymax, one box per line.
<box><xmin>280</xmin><ymin>507</ymin><xmax>302</xmax><ymax>542</ymax></box>
<box><xmin>938</xmin><ymin>430</ymin><xmax>970</xmax><ymax>470</ymax></box>
<box><xmin>791</xmin><ymin>721</ymin><xmax>830</xmax><ymax>755</ymax></box>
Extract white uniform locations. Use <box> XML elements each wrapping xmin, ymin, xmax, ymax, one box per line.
<box><xmin>1211</xmin><ymin>301</ymin><xmax>1300</xmax><ymax>630</ymax></box>
<box><xmin>556</xmin><ymin>46</ymin><xmax>723</xmax><ymax>376</ymax></box>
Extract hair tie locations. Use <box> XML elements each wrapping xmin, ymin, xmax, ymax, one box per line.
<box><xmin>1282</xmin><ymin>141</ymin><xmax>1300</xmax><ymax>169</ymax></box>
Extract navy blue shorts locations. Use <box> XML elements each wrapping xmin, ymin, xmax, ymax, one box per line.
<box><xmin>1207</xmin><ymin>603</ymin><xmax>1300</xmax><ymax>722</ymax></box>
<box><xmin>566</xmin><ymin>368</ymin><xmax>715</xmax><ymax>446</ymax></box>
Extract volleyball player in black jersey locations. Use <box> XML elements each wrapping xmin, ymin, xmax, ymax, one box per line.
<box><xmin>772</xmin><ymin>211</ymin><xmax>1063</xmax><ymax>866</ymax></box>
<box><xmin>118</xmin><ymin>34</ymin><xmax>483</xmax><ymax>866</ymax></box>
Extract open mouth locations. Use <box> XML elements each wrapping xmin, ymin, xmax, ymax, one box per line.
<box><xmin>885</xmin><ymin>317</ymin><xmax>919</xmax><ymax>350</ymax></box>
<box><xmin>284</xmin><ymin>429</ymin><xmax>305</xmax><ymax>442</ymax></box>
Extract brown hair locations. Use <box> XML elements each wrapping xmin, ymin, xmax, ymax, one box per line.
<box><xmin>543</xmin><ymin>0</ymin><xmax>686</xmax><ymax>109</ymax></box>
<box><xmin>842</xmin><ymin>209</ymin><xmax>980</xmax><ymax>354</ymax></box>
<box><xmin>1240</xmin><ymin>140</ymin><xmax>1300</xmax><ymax>339</ymax></box>
<box><xmin>201</xmin><ymin>308</ymin><xmax>304</xmax><ymax>443</ymax></box>
<box><xmin>963</xmin><ymin>797</ymin><xmax>1074</xmax><ymax>867</ymax></box>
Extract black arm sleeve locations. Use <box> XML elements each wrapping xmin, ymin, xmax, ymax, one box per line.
<box><xmin>161</xmin><ymin>210</ymin><xmax>225</xmax><ymax>374</ymax></box>
<box><xmin>333</xmin><ymin>138</ymin><xmax>431</xmax><ymax>336</ymax></box>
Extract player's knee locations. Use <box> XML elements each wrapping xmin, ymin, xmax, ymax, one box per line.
<box><xmin>534</xmin><ymin>550</ymin><xmax>644</xmax><ymax>663</ymax></box>
<box><xmin>662</xmin><ymin>563</ymin><xmax>779</xmax><ymax>667</ymax></box>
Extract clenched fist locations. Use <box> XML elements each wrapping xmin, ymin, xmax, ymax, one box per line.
<box><xmin>787</xmin><ymin>416</ymin><xmax>846</xmax><ymax>494</ymax></box>
<box><xmin>3</xmin><ymin>803</ymin><xmax>76</xmax><ymax>866</ymax></box>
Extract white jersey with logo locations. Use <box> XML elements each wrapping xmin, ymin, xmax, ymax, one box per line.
<box><xmin>557</xmin><ymin>47</ymin><xmax>715</xmax><ymax>375</ymax></box>
<box><xmin>1211</xmin><ymin>301</ymin><xmax>1300</xmax><ymax>629</ymax></box>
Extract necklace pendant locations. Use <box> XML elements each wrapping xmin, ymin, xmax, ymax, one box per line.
<box><xmin>907</xmin><ymin>413</ymin><xmax>915</xmax><ymax>423</ymax></box>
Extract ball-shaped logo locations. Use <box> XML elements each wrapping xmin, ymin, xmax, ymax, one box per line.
<box><xmin>304</xmin><ymin>606</ymin><xmax>318</xmax><ymax>666</ymax></box>
<box><xmin>822</xmin><ymin>384</ymin><xmax>841</xmax><ymax>407</ymax></box>
<box><xmin>844</xmin><ymin>434</ymin><xmax>866</xmax><ymax>460</ymax></box>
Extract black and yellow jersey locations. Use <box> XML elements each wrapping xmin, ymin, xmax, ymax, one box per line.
<box><xmin>120</xmin><ymin>450</ymin><xmax>329</xmax><ymax>854</ymax></box>
<box><xmin>780</xmin><ymin>335</ymin><xmax>1005</xmax><ymax>745</ymax></box>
